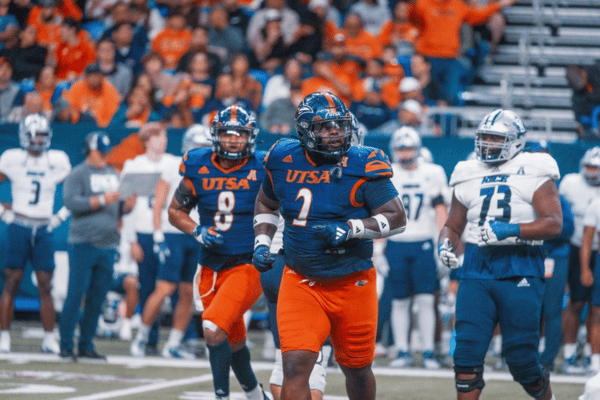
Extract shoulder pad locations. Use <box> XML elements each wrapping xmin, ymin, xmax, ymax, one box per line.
<box><xmin>449</xmin><ymin>159</ymin><xmax>486</xmax><ymax>186</ymax></box>
<box><xmin>343</xmin><ymin>146</ymin><xmax>393</xmax><ymax>179</ymax></box>
<box><xmin>180</xmin><ymin>147</ymin><xmax>212</xmax><ymax>176</ymax></box>
<box><xmin>264</xmin><ymin>138</ymin><xmax>302</xmax><ymax>170</ymax></box>
<box><xmin>514</xmin><ymin>152</ymin><xmax>560</xmax><ymax>181</ymax></box>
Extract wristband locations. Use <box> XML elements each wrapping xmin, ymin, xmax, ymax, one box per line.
<box><xmin>98</xmin><ymin>194</ymin><xmax>106</xmax><ymax>207</ymax></box>
<box><xmin>347</xmin><ymin>219</ymin><xmax>365</xmax><ymax>239</ymax></box>
<box><xmin>153</xmin><ymin>230</ymin><xmax>165</xmax><ymax>243</ymax></box>
<box><xmin>253</xmin><ymin>213</ymin><xmax>280</xmax><ymax>227</ymax></box>
<box><xmin>254</xmin><ymin>234</ymin><xmax>273</xmax><ymax>250</ymax></box>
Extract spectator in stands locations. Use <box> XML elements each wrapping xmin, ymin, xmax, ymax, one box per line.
<box><xmin>34</xmin><ymin>65</ymin><xmax>64</xmax><ymax>116</ymax></box>
<box><xmin>246</xmin><ymin>0</ymin><xmax>299</xmax><ymax>52</ymax></box>
<box><xmin>566</xmin><ymin>63</ymin><xmax>600</xmax><ymax>140</ymax></box>
<box><xmin>140</xmin><ymin>52</ymin><xmax>179</xmax><ymax>106</ymax></box>
<box><xmin>27</xmin><ymin>0</ymin><xmax>61</xmax><ymax>50</ymax></box>
<box><xmin>287</xmin><ymin>3</ymin><xmax>327</xmax><ymax>68</ymax></box>
<box><xmin>0</xmin><ymin>0</ymin><xmax>18</xmax><ymax>51</ymax></box>
<box><xmin>83</xmin><ymin>0</ymin><xmax>115</xmax><ymax>23</ymax></box>
<box><xmin>151</xmin><ymin>8</ymin><xmax>192</xmax><ymax>72</ymax></box>
<box><xmin>105</xmin><ymin>122</ymin><xmax>153</xmax><ymax>173</ymax></box>
<box><xmin>207</xmin><ymin>5</ymin><xmax>245</xmax><ymax>66</ymax></box>
<box><xmin>410</xmin><ymin>53</ymin><xmax>447</xmax><ymax>106</ymax></box>
<box><xmin>0</xmin><ymin>24</ymin><xmax>47</xmax><ymax>82</ymax></box>
<box><xmin>300</xmin><ymin>33</ymin><xmax>360</xmax><ymax>105</ymax></box>
<box><xmin>54</xmin><ymin>0</ymin><xmax>82</xmax><ymax>21</ymax></box>
<box><xmin>259</xmin><ymin>82</ymin><xmax>303</xmax><ymax>134</ymax></box>
<box><xmin>177</xmin><ymin>26</ymin><xmax>222</xmax><ymax>79</ymax></box>
<box><xmin>0</xmin><ymin>57</ymin><xmax>21</xmax><ymax>121</ymax></box>
<box><xmin>5</xmin><ymin>90</ymin><xmax>45</xmax><ymax>123</ymax></box>
<box><xmin>8</xmin><ymin>0</ymin><xmax>31</xmax><ymax>28</ymax></box>
<box><xmin>410</xmin><ymin>0</ymin><xmax>517</xmax><ymax>105</ymax></box>
<box><xmin>96</xmin><ymin>38</ymin><xmax>132</xmax><ymax>100</ymax></box>
<box><xmin>262</xmin><ymin>57</ymin><xmax>303</xmax><ymax>110</ymax></box>
<box><xmin>399</xmin><ymin>99</ymin><xmax>423</xmax><ymax>128</ymax></box>
<box><xmin>52</xmin><ymin>17</ymin><xmax>96</xmax><ymax>81</ymax></box>
<box><xmin>400</xmin><ymin>76</ymin><xmax>424</xmax><ymax>105</ymax></box>
<box><xmin>196</xmin><ymin>72</ymin><xmax>252</xmax><ymax>125</ymax></box>
<box><xmin>110</xmin><ymin>85</ymin><xmax>162</xmax><ymax>129</ymax></box>
<box><xmin>350</xmin><ymin>80</ymin><xmax>393</xmax><ymax>131</ymax></box>
<box><xmin>248</xmin><ymin>8</ymin><xmax>289</xmax><ymax>75</ymax></box>
<box><xmin>101</xmin><ymin>4</ymin><xmax>149</xmax><ymax>51</ymax></box>
<box><xmin>354</xmin><ymin>57</ymin><xmax>400</xmax><ymax>111</ymax></box>
<box><xmin>60</xmin><ymin>131</ymin><xmax>136</xmax><ymax>361</ymax></box>
<box><xmin>178</xmin><ymin>0</ymin><xmax>201</xmax><ymax>30</ymax></box>
<box><xmin>110</xmin><ymin>22</ymin><xmax>146</xmax><ymax>74</ymax></box>
<box><xmin>378</xmin><ymin>1</ymin><xmax>419</xmax><ymax>59</ymax></box>
<box><xmin>340</xmin><ymin>12</ymin><xmax>382</xmax><ymax>62</ymax></box>
<box><xmin>223</xmin><ymin>0</ymin><xmax>250</xmax><ymax>36</ymax></box>
<box><xmin>349</xmin><ymin>0</ymin><xmax>390</xmax><ymax>36</ymax></box>
<box><xmin>230</xmin><ymin>53</ymin><xmax>263</xmax><ymax>112</ymax></box>
<box><xmin>306</xmin><ymin>0</ymin><xmax>339</xmax><ymax>51</ymax></box>
<box><xmin>55</xmin><ymin>63</ymin><xmax>120</xmax><ymax>128</ymax></box>
<box><xmin>469</xmin><ymin>0</ymin><xmax>508</xmax><ymax>55</ymax></box>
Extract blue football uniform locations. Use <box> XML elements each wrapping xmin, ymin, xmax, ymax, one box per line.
<box><xmin>262</xmin><ymin>139</ymin><xmax>399</xmax><ymax>279</ymax></box>
<box><xmin>180</xmin><ymin>147</ymin><xmax>266</xmax><ymax>271</ymax></box>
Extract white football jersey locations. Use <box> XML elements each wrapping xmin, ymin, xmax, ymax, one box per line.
<box><xmin>560</xmin><ymin>173</ymin><xmax>600</xmax><ymax>247</ymax></box>
<box><xmin>0</xmin><ymin>148</ymin><xmax>71</xmax><ymax>219</ymax></box>
<box><xmin>388</xmin><ymin>160</ymin><xmax>448</xmax><ymax>242</ymax></box>
<box><xmin>583</xmin><ymin>197</ymin><xmax>600</xmax><ymax>233</ymax></box>
<box><xmin>122</xmin><ymin>153</ymin><xmax>182</xmax><ymax>234</ymax></box>
<box><xmin>450</xmin><ymin>152</ymin><xmax>560</xmax><ymax>245</ymax></box>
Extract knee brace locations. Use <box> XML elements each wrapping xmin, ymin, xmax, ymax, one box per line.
<box><xmin>521</xmin><ymin>371</ymin><xmax>550</xmax><ymax>399</ymax></box>
<box><xmin>308</xmin><ymin>345</ymin><xmax>331</xmax><ymax>393</ymax></box>
<box><xmin>269</xmin><ymin>349</ymin><xmax>283</xmax><ymax>386</ymax></box>
<box><xmin>454</xmin><ymin>365</ymin><xmax>485</xmax><ymax>393</ymax></box>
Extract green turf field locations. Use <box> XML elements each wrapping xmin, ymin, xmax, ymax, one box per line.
<box><xmin>0</xmin><ymin>321</ymin><xmax>587</xmax><ymax>399</ymax></box>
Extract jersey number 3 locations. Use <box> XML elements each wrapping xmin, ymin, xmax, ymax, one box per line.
<box><xmin>479</xmin><ymin>185</ymin><xmax>511</xmax><ymax>226</ymax></box>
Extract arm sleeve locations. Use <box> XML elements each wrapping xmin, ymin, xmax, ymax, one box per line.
<box><xmin>360</xmin><ymin>178</ymin><xmax>399</xmax><ymax>212</ymax></box>
<box><xmin>63</xmin><ymin>169</ymin><xmax>94</xmax><ymax>214</ymax></box>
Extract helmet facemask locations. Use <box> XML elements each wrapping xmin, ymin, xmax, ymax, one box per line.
<box><xmin>307</xmin><ymin>117</ymin><xmax>352</xmax><ymax>160</ymax></box>
<box><xmin>212</xmin><ymin>126</ymin><xmax>255</xmax><ymax>160</ymax></box>
<box><xmin>19</xmin><ymin>114</ymin><xmax>52</xmax><ymax>153</ymax></box>
<box><xmin>475</xmin><ymin>109</ymin><xmax>526</xmax><ymax>165</ymax></box>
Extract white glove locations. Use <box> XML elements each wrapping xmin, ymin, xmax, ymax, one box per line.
<box><xmin>438</xmin><ymin>238</ymin><xmax>460</xmax><ymax>269</ymax></box>
<box><xmin>0</xmin><ymin>207</ymin><xmax>14</xmax><ymax>225</ymax></box>
<box><xmin>478</xmin><ymin>220</ymin><xmax>520</xmax><ymax>247</ymax></box>
<box><xmin>47</xmin><ymin>214</ymin><xmax>62</xmax><ymax>232</ymax></box>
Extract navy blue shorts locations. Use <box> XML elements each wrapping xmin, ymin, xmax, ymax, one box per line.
<box><xmin>5</xmin><ymin>223</ymin><xmax>55</xmax><ymax>272</ymax></box>
<box><xmin>591</xmin><ymin>253</ymin><xmax>600</xmax><ymax>307</ymax></box>
<box><xmin>568</xmin><ymin>244</ymin><xmax>595</xmax><ymax>303</ymax></box>
<box><xmin>384</xmin><ymin>239</ymin><xmax>437</xmax><ymax>298</ymax></box>
<box><xmin>157</xmin><ymin>233</ymin><xmax>199</xmax><ymax>283</ymax></box>
<box><xmin>454</xmin><ymin>277</ymin><xmax>544</xmax><ymax>367</ymax></box>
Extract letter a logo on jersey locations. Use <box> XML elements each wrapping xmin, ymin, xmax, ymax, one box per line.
<box><xmin>246</xmin><ymin>169</ymin><xmax>257</xmax><ymax>181</ymax></box>
<box><xmin>198</xmin><ymin>166</ymin><xmax>209</xmax><ymax>174</ymax></box>
<box><xmin>517</xmin><ymin>167</ymin><xmax>525</xmax><ymax>175</ymax></box>
<box><xmin>283</xmin><ymin>155</ymin><xmax>293</xmax><ymax>163</ymax></box>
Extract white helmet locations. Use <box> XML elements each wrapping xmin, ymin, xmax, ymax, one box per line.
<box><xmin>350</xmin><ymin>112</ymin><xmax>367</xmax><ymax>146</ymax></box>
<box><xmin>182</xmin><ymin>124</ymin><xmax>211</xmax><ymax>154</ymax></box>
<box><xmin>475</xmin><ymin>109</ymin><xmax>526</xmax><ymax>165</ymax></box>
<box><xmin>580</xmin><ymin>146</ymin><xmax>600</xmax><ymax>186</ymax></box>
<box><xmin>418</xmin><ymin>146</ymin><xmax>433</xmax><ymax>163</ymax></box>
<box><xmin>390</xmin><ymin>126</ymin><xmax>421</xmax><ymax>165</ymax></box>
<box><xmin>19</xmin><ymin>114</ymin><xmax>52</xmax><ymax>152</ymax></box>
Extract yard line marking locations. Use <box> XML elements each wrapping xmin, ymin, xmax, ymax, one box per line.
<box><xmin>63</xmin><ymin>373</ymin><xmax>214</xmax><ymax>400</ymax></box>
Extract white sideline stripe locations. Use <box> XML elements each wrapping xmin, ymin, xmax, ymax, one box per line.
<box><xmin>64</xmin><ymin>374</ymin><xmax>214</xmax><ymax>400</ymax></box>
<box><xmin>0</xmin><ymin>353</ymin><xmax>589</xmax><ymax>385</ymax></box>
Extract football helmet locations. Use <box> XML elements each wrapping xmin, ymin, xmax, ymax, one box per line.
<box><xmin>418</xmin><ymin>146</ymin><xmax>433</xmax><ymax>163</ymax></box>
<box><xmin>210</xmin><ymin>104</ymin><xmax>258</xmax><ymax>160</ymax></box>
<box><xmin>295</xmin><ymin>92</ymin><xmax>352</xmax><ymax>160</ymax></box>
<box><xmin>182</xmin><ymin>124</ymin><xmax>211</xmax><ymax>154</ymax></box>
<box><xmin>19</xmin><ymin>114</ymin><xmax>52</xmax><ymax>152</ymax></box>
<box><xmin>350</xmin><ymin>112</ymin><xmax>366</xmax><ymax>146</ymax></box>
<box><xmin>390</xmin><ymin>126</ymin><xmax>421</xmax><ymax>165</ymax></box>
<box><xmin>580</xmin><ymin>146</ymin><xmax>600</xmax><ymax>186</ymax></box>
<box><xmin>475</xmin><ymin>109</ymin><xmax>526</xmax><ymax>165</ymax></box>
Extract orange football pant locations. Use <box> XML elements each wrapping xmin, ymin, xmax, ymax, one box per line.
<box><xmin>277</xmin><ymin>266</ymin><xmax>378</xmax><ymax>368</ymax></box>
<box><xmin>199</xmin><ymin>263</ymin><xmax>263</xmax><ymax>344</ymax></box>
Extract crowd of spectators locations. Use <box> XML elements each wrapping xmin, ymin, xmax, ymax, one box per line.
<box><xmin>0</xmin><ymin>0</ymin><xmax>513</xmax><ymax>135</ymax></box>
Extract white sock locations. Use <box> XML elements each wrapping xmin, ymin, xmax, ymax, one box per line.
<box><xmin>136</xmin><ymin>324</ymin><xmax>151</xmax><ymax>342</ymax></box>
<box><xmin>591</xmin><ymin>354</ymin><xmax>600</xmax><ymax>371</ymax></box>
<box><xmin>492</xmin><ymin>334</ymin><xmax>503</xmax><ymax>354</ymax></box>
<box><xmin>0</xmin><ymin>331</ymin><xmax>9</xmax><ymax>342</ymax></box>
<box><xmin>539</xmin><ymin>337</ymin><xmax>546</xmax><ymax>354</ymax></box>
<box><xmin>415</xmin><ymin>294</ymin><xmax>436</xmax><ymax>352</ymax></box>
<box><xmin>564</xmin><ymin>343</ymin><xmax>577</xmax><ymax>359</ymax></box>
<box><xmin>245</xmin><ymin>383</ymin><xmax>264</xmax><ymax>400</ymax></box>
<box><xmin>585</xmin><ymin>343</ymin><xmax>592</xmax><ymax>357</ymax></box>
<box><xmin>43</xmin><ymin>331</ymin><xmax>55</xmax><ymax>341</ymax></box>
<box><xmin>391</xmin><ymin>298</ymin><xmax>411</xmax><ymax>352</ymax></box>
<box><xmin>166</xmin><ymin>329</ymin><xmax>184</xmax><ymax>347</ymax></box>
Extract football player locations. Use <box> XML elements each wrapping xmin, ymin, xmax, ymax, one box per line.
<box><xmin>384</xmin><ymin>126</ymin><xmax>448</xmax><ymax>369</ymax></box>
<box><xmin>438</xmin><ymin>109</ymin><xmax>560</xmax><ymax>400</ymax></box>
<box><xmin>563</xmin><ymin>147</ymin><xmax>600</xmax><ymax>373</ymax></box>
<box><xmin>169</xmin><ymin>105</ymin><xmax>269</xmax><ymax>400</ymax></box>
<box><xmin>130</xmin><ymin>124</ymin><xmax>211</xmax><ymax>359</ymax></box>
<box><xmin>253</xmin><ymin>92</ymin><xmax>407</xmax><ymax>400</ymax></box>
<box><xmin>0</xmin><ymin>114</ymin><xmax>71</xmax><ymax>354</ymax></box>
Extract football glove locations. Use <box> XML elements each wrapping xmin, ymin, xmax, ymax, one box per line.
<box><xmin>438</xmin><ymin>238</ymin><xmax>460</xmax><ymax>269</ymax></box>
<box><xmin>193</xmin><ymin>225</ymin><xmax>224</xmax><ymax>248</ymax></box>
<box><xmin>252</xmin><ymin>244</ymin><xmax>275</xmax><ymax>272</ymax></box>
<box><xmin>0</xmin><ymin>204</ymin><xmax>14</xmax><ymax>225</ymax></box>
<box><xmin>46</xmin><ymin>214</ymin><xmax>62</xmax><ymax>233</ymax></box>
<box><xmin>315</xmin><ymin>222</ymin><xmax>351</xmax><ymax>246</ymax></box>
<box><xmin>479</xmin><ymin>220</ymin><xmax>520</xmax><ymax>246</ymax></box>
<box><xmin>152</xmin><ymin>231</ymin><xmax>171</xmax><ymax>264</ymax></box>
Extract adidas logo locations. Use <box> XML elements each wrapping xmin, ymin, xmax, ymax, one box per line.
<box><xmin>283</xmin><ymin>155</ymin><xmax>293</xmax><ymax>163</ymax></box>
<box><xmin>517</xmin><ymin>278</ymin><xmax>530</xmax><ymax>287</ymax></box>
<box><xmin>198</xmin><ymin>166</ymin><xmax>209</xmax><ymax>174</ymax></box>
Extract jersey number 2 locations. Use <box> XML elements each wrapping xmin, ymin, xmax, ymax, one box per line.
<box><xmin>293</xmin><ymin>188</ymin><xmax>312</xmax><ymax>227</ymax></box>
<box><xmin>479</xmin><ymin>185</ymin><xmax>511</xmax><ymax>226</ymax></box>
